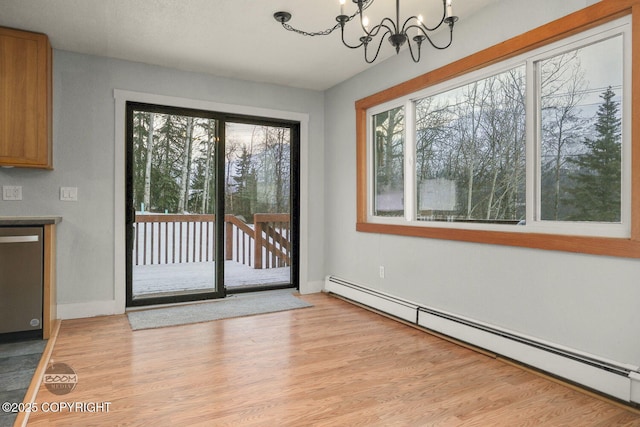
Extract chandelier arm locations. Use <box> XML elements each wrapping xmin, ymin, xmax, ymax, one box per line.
<box><xmin>380</xmin><ymin>17</ymin><xmax>399</xmax><ymax>35</ymax></box>
<box><xmin>340</xmin><ymin>24</ymin><xmax>366</xmax><ymax>49</ymax></box>
<box><xmin>365</xmin><ymin>20</ymin><xmax>396</xmax><ymax>39</ymax></box>
<box><xmin>405</xmin><ymin>23</ymin><xmax>438</xmax><ymax>41</ymax></box>
<box><xmin>363</xmin><ymin>29</ymin><xmax>391</xmax><ymax>63</ymax></box>
<box><xmin>400</xmin><ymin>0</ymin><xmax>448</xmax><ymax>33</ymax></box>
<box><xmin>419</xmin><ymin>26</ymin><xmax>455</xmax><ymax>50</ymax></box>
<box><xmin>406</xmin><ymin>38</ymin><xmax>421</xmax><ymax>63</ymax></box>
<box><xmin>401</xmin><ymin>14</ymin><xmax>445</xmax><ymax>34</ymax></box>
<box><xmin>422</xmin><ymin>1</ymin><xmax>448</xmax><ymax>32</ymax></box>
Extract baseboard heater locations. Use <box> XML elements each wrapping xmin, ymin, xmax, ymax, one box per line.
<box><xmin>325</xmin><ymin>275</ymin><xmax>640</xmax><ymax>405</ymax></box>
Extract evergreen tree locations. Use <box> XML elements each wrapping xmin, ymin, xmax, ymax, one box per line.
<box><xmin>151</xmin><ymin>114</ymin><xmax>182</xmax><ymax>213</ymax></box>
<box><xmin>232</xmin><ymin>145</ymin><xmax>257</xmax><ymax>220</ymax></box>
<box><xmin>565</xmin><ymin>87</ymin><xmax>621</xmax><ymax>222</ymax></box>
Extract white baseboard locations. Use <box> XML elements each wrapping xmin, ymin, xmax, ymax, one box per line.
<box><xmin>631</xmin><ymin>372</ymin><xmax>640</xmax><ymax>403</ymax></box>
<box><xmin>325</xmin><ymin>276</ymin><xmax>418</xmax><ymax>322</ymax></box>
<box><xmin>418</xmin><ymin>308</ymin><xmax>631</xmax><ymax>401</ymax></box>
<box><xmin>325</xmin><ymin>275</ymin><xmax>640</xmax><ymax>405</ymax></box>
<box><xmin>300</xmin><ymin>279</ymin><xmax>324</xmax><ymax>295</ymax></box>
<box><xmin>58</xmin><ymin>279</ymin><xmax>324</xmax><ymax>319</ymax></box>
<box><xmin>57</xmin><ymin>300</ymin><xmax>123</xmax><ymax>320</ymax></box>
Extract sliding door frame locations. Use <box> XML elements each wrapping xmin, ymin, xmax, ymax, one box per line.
<box><xmin>224</xmin><ymin>115</ymin><xmax>300</xmax><ymax>295</ymax></box>
<box><xmin>125</xmin><ymin>101</ymin><xmax>300</xmax><ymax>307</ymax></box>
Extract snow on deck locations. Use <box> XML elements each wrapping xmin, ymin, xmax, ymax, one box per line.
<box><xmin>133</xmin><ymin>261</ymin><xmax>290</xmax><ymax>296</ymax></box>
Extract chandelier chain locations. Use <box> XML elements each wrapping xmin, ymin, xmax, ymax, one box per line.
<box><xmin>280</xmin><ymin>0</ymin><xmax>374</xmax><ymax>37</ymax></box>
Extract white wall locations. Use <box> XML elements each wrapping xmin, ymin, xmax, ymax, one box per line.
<box><xmin>324</xmin><ymin>0</ymin><xmax>640</xmax><ymax>368</ymax></box>
<box><xmin>0</xmin><ymin>50</ymin><xmax>325</xmax><ymax>316</ymax></box>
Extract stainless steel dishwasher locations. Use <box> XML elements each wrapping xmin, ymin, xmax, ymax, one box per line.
<box><xmin>0</xmin><ymin>226</ymin><xmax>43</xmax><ymax>340</ymax></box>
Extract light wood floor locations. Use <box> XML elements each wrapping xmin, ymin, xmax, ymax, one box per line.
<box><xmin>27</xmin><ymin>293</ymin><xmax>640</xmax><ymax>426</ymax></box>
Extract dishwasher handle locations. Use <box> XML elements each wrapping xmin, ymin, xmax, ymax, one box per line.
<box><xmin>0</xmin><ymin>235</ymin><xmax>40</xmax><ymax>243</ymax></box>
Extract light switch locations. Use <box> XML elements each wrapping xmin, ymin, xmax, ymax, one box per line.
<box><xmin>60</xmin><ymin>187</ymin><xmax>78</xmax><ymax>201</ymax></box>
<box><xmin>2</xmin><ymin>185</ymin><xmax>22</xmax><ymax>201</ymax></box>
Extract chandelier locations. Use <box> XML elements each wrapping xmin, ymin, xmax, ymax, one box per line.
<box><xmin>273</xmin><ymin>0</ymin><xmax>458</xmax><ymax>64</ymax></box>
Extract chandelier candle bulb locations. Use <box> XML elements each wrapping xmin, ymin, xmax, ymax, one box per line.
<box><xmin>446</xmin><ymin>0</ymin><xmax>452</xmax><ymax>18</ymax></box>
<box><xmin>340</xmin><ymin>0</ymin><xmax>345</xmax><ymax>16</ymax></box>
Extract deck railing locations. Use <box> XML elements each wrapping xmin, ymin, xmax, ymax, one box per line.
<box><xmin>133</xmin><ymin>213</ymin><xmax>290</xmax><ymax>269</ymax></box>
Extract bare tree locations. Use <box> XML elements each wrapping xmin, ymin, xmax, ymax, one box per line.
<box><xmin>200</xmin><ymin>119</ymin><xmax>216</xmax><ymax>213</ymax></box>
<box><xmin>414</xmin><ymin>66</ymin><xmax>526</xmax><ymax>222</ymax></box>
<box><xmin>480</xmin><ymin>69</ymin><xmax>526</xmax><ymax>220</ymax></box>
<box><xmin>265</xmin><ymin>127</ymin><xmax>290</xmax><ymax>212</ymax></box>
<box><xmin>454</xmin><ymin>79</ymin><xmax>491</xmax><ymax>219</ymax></box>
<box><xmin>177</xmin><ymin>117</ymin><xmax>194</xmax><ymax>213</ymax></box>
<box><xmin>539</xmin><ymin>51</ymin><xmax>588</xmax><ymax>220</ymax></box>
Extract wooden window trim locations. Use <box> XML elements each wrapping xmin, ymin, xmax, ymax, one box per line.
<box><xmin>355</xmin><ymin>0</ymin><xmax>640</xmax><ymax>258</ymax></box>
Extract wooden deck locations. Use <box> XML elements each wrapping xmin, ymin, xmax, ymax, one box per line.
<box><xmin>26</xmin><ymin>292</ymin><xmax>640</xmax><ymax>426</ymax></box>
<box><xmin>133</xmin><ymin>261</ymin><xmax>290</xmax><ymax>295</ymax></box>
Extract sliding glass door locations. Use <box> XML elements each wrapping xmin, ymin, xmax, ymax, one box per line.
<box><xmin>125</xmin><ymin>102</ymin><xmax>299</xmax><ymax>307</ymax></box>
<box><xmin>224</xmin><ymin>121</ymin><xmax>296</xmax><ymax>292</ymax></box>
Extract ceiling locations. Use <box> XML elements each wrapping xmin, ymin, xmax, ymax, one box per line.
<box><xmin>0</xmin><ymin>0</ymin><xmax>499</xmax><ymax>91</ymax></box>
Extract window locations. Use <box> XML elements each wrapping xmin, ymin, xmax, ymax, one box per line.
<box><xmin>414</xmin><ymin>65</ymin><xmax>526</xmax><ymax>224</ymax></box>
<box><xmin>373</xmin><ymin>106</ymin><xmax>405</xmax><ymax>217</ymax></box>
<box><xmin>356</xmin><ymin>3</ymin><xmax>640</xmax><ymax>258</ymax></box>
<box><xmin>538</xmin><ymin>36</ymin><xmax>623</xmax><ymax>224</ymax></box>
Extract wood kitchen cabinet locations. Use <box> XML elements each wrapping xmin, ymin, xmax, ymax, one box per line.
<box><xmin>0</xmin><ymin>26</ymin><xmax>52</xmax><ymax>169</ymax></box>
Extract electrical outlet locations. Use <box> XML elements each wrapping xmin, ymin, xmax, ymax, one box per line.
<box><xmin>379</xmin><ymin>266</ymin><xmax>385</xmax><ymax>279</ymax></box>
<box><xmin>2</xmin><ymin>185</ymin><xmax>22</xmax><ymax>201</ymax></box>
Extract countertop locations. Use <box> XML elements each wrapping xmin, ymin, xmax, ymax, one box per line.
<box><xmin>0</xmin><ymin>216</ymin><xmax>62</xmax><ymax>226</ymax></box>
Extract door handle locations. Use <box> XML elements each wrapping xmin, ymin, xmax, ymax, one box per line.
<box><xmin>127</xmin><ymin>205</ymin><xmax>136</xmax><ymax>224</ymax></box>
<box><xmin>0</xmin><ymin>235</ymin><xmax>40</xmax><ymax>243</ymax></box>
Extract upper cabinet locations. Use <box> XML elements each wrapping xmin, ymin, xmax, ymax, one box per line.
<box><xmin>0</xmin><ymin>27</ymin><xmax>52</xmax><ymax>169</ymax></box>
